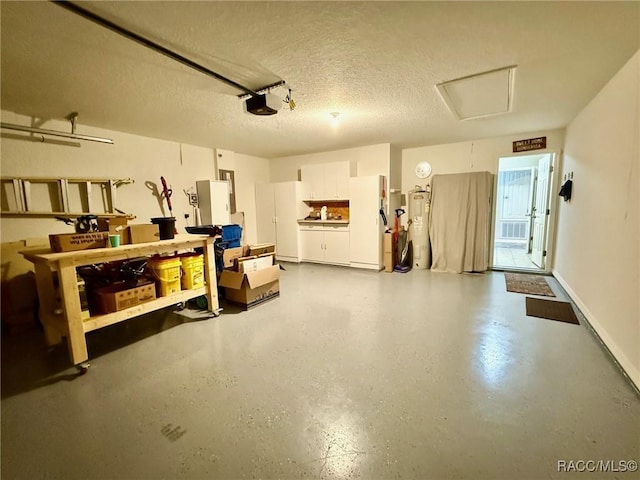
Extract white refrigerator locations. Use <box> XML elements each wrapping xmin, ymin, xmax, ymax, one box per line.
<box><xmin>349</xmin><ymin>175</ymin><xmax>385</xmax><ymax>270</ymax></box>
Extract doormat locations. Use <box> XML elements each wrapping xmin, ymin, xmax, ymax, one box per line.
<box><xmin>525</xmin><ymin>297</ymin><xmax>579</xmax><ymax>325</ymax></box>
<box><xmin>504</xmin><ymin>273</ymin><xmax>555</xmax><ymax>297</ymax></box>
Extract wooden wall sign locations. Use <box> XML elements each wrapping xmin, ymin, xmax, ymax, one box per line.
<box><xmin>513</xmin><ymin>136</ymin><xmax>547</xmax><ymax>152</ymax></box>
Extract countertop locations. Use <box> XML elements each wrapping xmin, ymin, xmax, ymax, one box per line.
<box><xmin>297</xmin><ymin>219</ymin><xmax>350</xmax><ymax>225</ymax></box>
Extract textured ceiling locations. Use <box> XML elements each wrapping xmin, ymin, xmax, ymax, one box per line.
<box><xmin>1</xmin><ymin>1</ymin><xmax>639</xmax><ymax>158</ymax></box>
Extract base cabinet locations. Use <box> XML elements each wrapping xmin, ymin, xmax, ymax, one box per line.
<box><xmin>300</xmin><ymin>224</ymin><xmax>350</xmax><ymax>265</ymax></box>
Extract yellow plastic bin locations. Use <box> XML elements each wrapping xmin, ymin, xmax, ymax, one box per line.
<box><xmin>180</xmin><ymin>253</ymin><xmax>205</xmax><ymax>290</ymax></box>
<box><xmin>147</xmin><ymin>256</ymin><xmax>182</xmax><ymax>296</ymax></box>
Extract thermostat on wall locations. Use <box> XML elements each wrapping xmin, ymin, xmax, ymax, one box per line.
<box><xmin>415</xmin><ymin>161</ymin><xmax>432</xmax><ymax>179</ymax></box>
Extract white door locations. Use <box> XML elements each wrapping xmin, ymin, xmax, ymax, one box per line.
<box><xmin>274</xmin><ymin>182</ymin><xmax>299</xmax><ymax>260</ymax></box>
<box><xmin>300</xmin><ymin>228</ymin><xmax>324</xmax><ymax>262</ymax></box>
<box><xmin>531</xmin><ymin>156</ymin><xmax>551</xmax><ymax>267</ymax></box>
<box><xmin>301</xmin><ymin>164</ymin><xmax>324</xmax><ymax>200</ymax></box>
<box><xmin>324</xmin><ymin>229</ymin><xmax>350</xmax><ymax>265</ymax></box>
<box><xmin>334</xmin><ymin>161</ymin><xmax>351</xmax><ymax>199</ymax></box>
<box><xmin>255</xmin><ymin>183</ymin><xmax>276</xmax><ymax>244</ymax></box>
<box><xmin>349</xmin><ymin>176</ymin><xmax>382</xmax><ymax>267</ymax></box>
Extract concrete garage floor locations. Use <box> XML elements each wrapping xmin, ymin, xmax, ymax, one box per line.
<box><xmin>2</xmin><ymin>264</ymin><xmax>639</xmax><ymax>479</ymax></box>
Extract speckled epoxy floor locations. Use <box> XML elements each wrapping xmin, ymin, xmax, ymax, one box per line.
<box><xmin>2</xmin><ymin>265</ymin><xmax>639</xmax><ymax>479</ymax></box>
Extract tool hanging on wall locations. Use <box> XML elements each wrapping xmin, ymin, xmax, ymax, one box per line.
<box><xmin>160</xmin><ymin>176</ymin><xmax>173</xmax><ymax>217</ymax></box>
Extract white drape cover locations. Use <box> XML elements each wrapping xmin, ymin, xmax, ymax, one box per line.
<box><xmin>429</xmin><ymin>172</ymin><xmax>493</xmax><ymax>273</ymax></box>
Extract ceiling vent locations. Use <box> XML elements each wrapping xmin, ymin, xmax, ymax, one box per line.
<box><xmin>436</xmin><ymin>65</ymin><xmax>517</xmax><ymax>121</ymax></box>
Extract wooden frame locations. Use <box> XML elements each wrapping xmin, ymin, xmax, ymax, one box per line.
<box><xmin>21</xmin><ymin>234</ymin><xmax>219</xmax><ymax>366</ymax></box>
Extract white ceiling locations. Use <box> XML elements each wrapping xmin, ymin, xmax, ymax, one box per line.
<box><xmin>1</xmin><ymin>1</ymin><xmax>638</xmax><ymax>158</ymax></box>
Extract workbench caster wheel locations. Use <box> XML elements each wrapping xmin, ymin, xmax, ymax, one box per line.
<box><xmin>75</xmin><ymin>362</ymin><xmax>90</xmax><ymax>375</ymax></box>
<box><xmin>175</xmin><ymin>302</ymin><xmax>186</xmax><ymax>311</ymax></box>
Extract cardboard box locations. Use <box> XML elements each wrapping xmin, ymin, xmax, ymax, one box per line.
<box><xmin>222</xmin><ymin>246</ymin><xmax>248</xmax><ymax>269</ymax></box>
<box><xmin>97</xmin><ymin>216</ymin><xmax>128</xmax><ymax>234</ymax></box>
<box><xmin>238</xmin><ymin>253</ymin><xmax>275</xmax><ymax>273</ymax></box>
<box><xmin>49</xmin><ymin>232</ymin><xmax>109</xmax><ymax>253</ymax></box>
<box><xmin>1</xmin><ymin>239</ymin><xmax>47</xmax><ymax>332</ymax></box>
<box><xmin>126</xmin><ymin>224</ymin><xmax>160</xmax><ymax>244</ymax></box>
<box><xmin>218</xmin><ymin>264</ymin><xmax>280</xmax><ymax>309</ymax></box>
<box><xmin>93</xmin><ymin>281</ymin><xmax>156</xmax><ymax>314</ymax></box>
<box><xmin>247</xmin><ymin>243</ymin><xmax>275</xmax><ymax>256</ymax></box>
<box><xmin>383</xmin><ymin>231</ymin><xmax>395</xmax><ymax>272</ymax></box>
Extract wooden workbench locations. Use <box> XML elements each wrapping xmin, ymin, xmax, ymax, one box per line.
<box><xmin>21</xmin><ymin>234</ymin><xmax>219</xmax><ymax>369</ymax></box>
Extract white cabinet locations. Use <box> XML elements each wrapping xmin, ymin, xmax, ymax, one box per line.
<box><xmin>333</xmin><ymin>161</ymin><xmax>351</xmax><ymax>199</ymax></box>
<box><xmin>324</xmin><ymin>228</ymin><xmax>350</xmax><ymax>265</ymax></box>
<box><xmin>300</xmin><ymin>228</ymin><xmax>325</xmax><ymax>262</ymax></box>
<box><xmin>255</xmin><ymin>181</ymin><xmax>307</xmax><ymax>262</ymax></box>
<box><xmin>349</xmin><ymin>175</ymin><xmax>384</xmax><ymax>270</ymax></box>
<box><xmin>301</xmin><ymin>164</ymin><xmax>325</xmax><ymax>200</ymax></box>
<box><xmin>301</xmin><ymin>161</ymin><xmax>354</xmax><ymax>200</ymax></box>
<box><xmin>197</xmin><ymin>180</ymin><xmax>230</xmax><ymax>225</ymax></box>
<box><xmin>300</xmin><ymin>224</ymin><xmax>350</xmax><ymax>266</ymax></box>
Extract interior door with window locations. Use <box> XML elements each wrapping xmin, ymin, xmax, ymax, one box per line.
<box><xmin>531</xmin><ymin>156</ymin><xmax>551</xmax><ymax>267</ymax></box>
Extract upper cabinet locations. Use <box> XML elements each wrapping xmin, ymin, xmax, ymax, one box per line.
<box><xmin>301</xmin><ymin>161</ymin><xmax>355</xmax><ymax>200</ymax></box>
<box><xmin>301</xmin><ymin>164</ymin><xmax>326</xmax><ymax>200</ymax></box>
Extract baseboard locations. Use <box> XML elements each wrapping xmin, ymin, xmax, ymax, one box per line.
<box><xmin>553</xmin><ymin>269</ymin><xmax>640</xmax><ymax>392</ymax></box>
<box><xmin>350</xmin><ymin>262</ymin><xmax>383</xmax><ymax>271</ymax></box>
<box><xmin>276</xmin><ymin>255</ymin><xmax>299</xmax><ymax>263</ymax></box>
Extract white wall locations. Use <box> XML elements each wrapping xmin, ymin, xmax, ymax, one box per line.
<box><xmin>553</xmin><ymin>51</ymin><xmax>640</xmax><ymax>388</ymax></box>
<box><xmin>269</xmin><ymin>143</ymin><xmax>391</xmax><ymax>182</ymax></box>
<box><xmin>216</xmin><ymin>149</ymin><xmax>270</xmax><ymax>245</ymax></box>
<box><xmin>390</xmin><ymin>145</ymin><xmax>402</xmax><ymax>190</ymax></box>
<box><xmin>402</xmin><ymin>129</ymin><xmax>566</xmax><ymax>193</ymax></box>
<box><xmin>0</xmin><ymin>111</ymin><xmax>215</xmax><ymax>243</ymax></box>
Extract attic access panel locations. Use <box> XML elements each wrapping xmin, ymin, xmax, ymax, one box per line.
<box><xmin>436</xmin><ymin>66</ymin><xmax>517</xmax><ymax>120</ymax></box>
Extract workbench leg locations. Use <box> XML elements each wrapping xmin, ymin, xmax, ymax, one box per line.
<box><xmin>202</xmin><ymin>240</ymin><xmax>219</xmax><ymax>312</ymax></box>
<box><xmin>34</xmin><ymin>263</ymin><xmax>63</xmax><ymax>346</ymax></box>
<box><xmin>58</xmin><ymin>261</ymin><xmax>89</xmax><ymax>365</ymax></box>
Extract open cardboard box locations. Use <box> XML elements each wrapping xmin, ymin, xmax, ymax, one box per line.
<box><xmin>218</xmin><ymin>264</ymin><xmax>280</xmax><ymax>309</ymax></box>
<box><xmin>220</xmin><ymin>243</ymin><xmax>276</xmax><ymax>270</ymax></box>
<box><xmin>222</xmin><ymin>245</ymin><xmax>248</xmax><ymax>269</ymax></box>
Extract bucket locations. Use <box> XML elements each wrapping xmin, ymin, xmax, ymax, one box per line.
<box><xmin>151</xmin><ymin>217</ymin><xmax>176</xmax><ymax>240</ymax></box>
<box><xmin>180</xmin><ymin>254</ymin><xmax>205</xmax><ymax>290</ymax></box>
<box><xmin>147</xmin><ymin>256</ymin><xmax>181</xmax><ymax>296</ymax></box>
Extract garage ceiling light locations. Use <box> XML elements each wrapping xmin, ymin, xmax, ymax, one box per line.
<box><xmin>436</xmin><ymin>65</ymin><xmax>517</xmax><ymax>121</ymax></box>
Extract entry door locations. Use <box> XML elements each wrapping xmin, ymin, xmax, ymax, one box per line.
<box><xmin>531</xmin><ymin>156</ymin><xmax>551</xmax><ymax>267</ymax></box>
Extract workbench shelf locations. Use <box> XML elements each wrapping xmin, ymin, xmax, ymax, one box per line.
<box><xmin>82</xmin><ymin>286</ymin><xmax>208</xmax><ymax>332</ymax></box>
<box><xmin>21</xmin><ymin>235</ymin><xmax>218</xmax><ymax>369</ymax></box>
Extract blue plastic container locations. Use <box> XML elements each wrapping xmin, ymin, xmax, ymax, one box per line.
<box><xmin>221</xmin><ymin>224</ymin><xmax>242</xmax><ymax>246</ymax></box>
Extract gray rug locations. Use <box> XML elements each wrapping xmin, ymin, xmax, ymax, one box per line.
<box><xmin>505</xmin><ymin>273</ymin><xmax>555</xmax><ymax>297</ymax></box>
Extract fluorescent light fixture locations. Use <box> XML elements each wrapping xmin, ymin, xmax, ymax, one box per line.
<box><xmin>436</xmin><ymin>65</ymin><xmax>517</xmax><ymax>121</ymax></box>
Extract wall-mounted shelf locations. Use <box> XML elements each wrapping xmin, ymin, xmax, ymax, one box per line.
<box><xmin>1</xmin><ymin>176</ymin><xmax>133</xmax><ymax>218</ymax></box>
